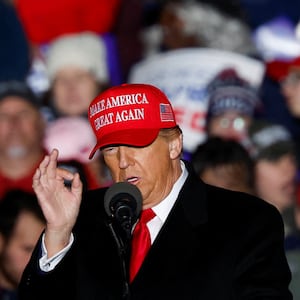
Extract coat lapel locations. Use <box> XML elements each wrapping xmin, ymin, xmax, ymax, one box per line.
<box><xmin>131</xmin><ymin>169</ymin><xmax>209</xmax><ymax>287</ymax></box>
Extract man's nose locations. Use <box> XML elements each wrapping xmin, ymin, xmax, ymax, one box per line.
<box><xmin>118</xmin><ymin>146</ymin><xmax>132</xmax><ymax>169</ymax></box>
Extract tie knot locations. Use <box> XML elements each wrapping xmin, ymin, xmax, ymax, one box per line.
<box><xmin>139</xmin><ymin>208</ymin><xmax>155</xmax><ymax>224</ymax></box>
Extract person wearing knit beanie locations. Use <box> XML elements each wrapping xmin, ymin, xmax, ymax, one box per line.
<box><xmin>44</xmin><ymin>31</ymin><xmax>109</xmax><ymax>119</ymax></box>
<box><xmin>46</xmin><ymin>32</ymin><xmax>108</xmax><ymax>84</ymax></box>
<box><xmin>205</xmin><ymin>68</ymin><xmax>261</xmax><ymax>145</ymax></box>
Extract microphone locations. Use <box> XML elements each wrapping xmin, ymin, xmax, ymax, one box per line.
<box><xmin>104</xmin><ymin>182</ymin><xmax>142</xmax><ymax>299</ymax></box>
<box><xmin>104</xmin><ymin>182</ymin><xmax>142</xmax><ymax>236</ymax></box>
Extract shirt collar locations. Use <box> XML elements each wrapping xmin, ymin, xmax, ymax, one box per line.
<box><xmin>152</xmin><ymin>160</ymin><xmax>188</xmax><ymax>223</ymax></box>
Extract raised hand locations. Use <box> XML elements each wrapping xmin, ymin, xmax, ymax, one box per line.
<box><xmin>32</xmin><ymin>149</ymin><xmax>83</xmax><ymax>257</ymax></box>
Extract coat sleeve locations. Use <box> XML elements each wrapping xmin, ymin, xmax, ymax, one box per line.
<box><xmin>18</xmin><ymin>235</ymin><xmax>77</xmax><ymax>300</ymax></box>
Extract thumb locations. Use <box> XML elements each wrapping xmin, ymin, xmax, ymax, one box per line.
<box><xmin>71</xmin><ymin>173</ymin><xmax>83</xmax><ymax>199</ymax></box>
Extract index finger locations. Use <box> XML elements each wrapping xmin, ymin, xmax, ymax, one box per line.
<box><xmin>38</xmin><ymin>149</ymin><xmax>59</xmax><ymax>179</ymax></box>
<box><xmin>47</xmin><ymin>149</ymin><xmax>59</xmax><ymax>179</ymax></box>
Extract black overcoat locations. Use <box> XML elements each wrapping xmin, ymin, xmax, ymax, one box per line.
<box><xmin>18</xmin><ymin>164</ymin><xmax>292</xmax><ymax>300</ymax></box>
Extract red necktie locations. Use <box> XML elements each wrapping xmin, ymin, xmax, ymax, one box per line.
<box><xmin>129</xmin><ymin>208</ymin><xmax>156</xmax><ymax>282</ymax></box>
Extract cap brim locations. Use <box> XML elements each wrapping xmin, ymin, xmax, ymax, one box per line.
<box><xmin>89</xmin><ymin>128</ymin><xmax>160</xmax><ymax>159</ymax></box>
<box><xmin>266</xmin><ymin>58</ymin><xmax>300</xmax><ymax>81</ymax></box>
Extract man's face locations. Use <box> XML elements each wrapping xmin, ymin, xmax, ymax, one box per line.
<box><xmin>254</xmin><ymin>154</ymin><xmax>297</xmax><ymax>213</ymax></box>
<box><xmin>207</xmin><ymin>111</ymin><xmax>252</xmax><ymax>142</ymax></box>
<box><xmin>101</xmin><ymin>133</ymin><xmax>182</xmax><ymax>209</ymax></box>
<box><xmin>0</xmin><ymin>211</ymin><xmax>45</xmax><ymax>289</ymax></box>
<box><xmin>0</xmin><ymin>97</ymin><xmax>44</xmax><ymax>158</ymax></box>
<box><xmin>282</xmin><ymin>71</ymin><xmax>300</xmax><ymax>118</ymax></box>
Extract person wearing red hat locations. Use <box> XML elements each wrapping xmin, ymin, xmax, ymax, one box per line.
<box><xmin>19</xmin><ymin>83</ymin><xmax>291</xmax><ymax>299</ymax></box>
<box><xmin>267</xmin><ymin>56</ymin><xmax>300</xmax><ymax>119</ymax></box>
<box><xmin>267</xmin><ymin>57</ymin><xmax>300</xmax><ymax>223</ymax></box>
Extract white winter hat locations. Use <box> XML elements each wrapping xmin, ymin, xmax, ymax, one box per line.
<box><xmin>46</xmin><ymin>32</ymin><xmax>108</xmax><ymax>83</ymax></box>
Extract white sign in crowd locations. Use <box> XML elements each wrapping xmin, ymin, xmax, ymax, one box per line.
<box><xmin>129</xmin><ymin>48</ymin><xmax>265</xmax><ymax>153</ymax></box>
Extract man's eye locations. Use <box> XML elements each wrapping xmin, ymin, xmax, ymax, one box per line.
<box><xmin>102</xmin><ymin>147</ymin><xmax>116</xmax><ymax>155</ymax></box>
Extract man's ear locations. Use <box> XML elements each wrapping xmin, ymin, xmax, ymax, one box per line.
<box><xmin>169</xmin><ymin>134</ymin><xmax>183</xmax><ymax>159</ymax></box>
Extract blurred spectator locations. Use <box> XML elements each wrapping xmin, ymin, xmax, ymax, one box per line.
<box><xmin>0</xmin><ymin>81</ymin><xmax>46</xmax><ymax>199</ymax></box>
<box><xmin>267</xmin><ymin>56</ymin><xmax>300</xmax><ymax>119</ymax></box>
<box><xmin>43</xmin><ymin>117</ymin><xmax>112</xmax><ymax>189</ymax></box>
<box><xmin>0</xmin><ymin>0</ymin><xmax>30</xmax><ymax>81</ymax></box>
<box><xmin>140</xmin><ymin>0</ymin><xmax>257</xmax><ymax>59</ymax></box>
<box><xmin>128</xmin><ymin>15</ymin><xmax>265</xmax><ymax>157</ymax></box>
<box><xmin>265</xmin><ymin>56</ymin><xmax>300</xmax><ymax>164</ymax></box>
<box><xmin>190</xmin><ymin>136</ymin><xmax>254</xmax><ymax>194</ymax></box>
<box><xmin>248</xmin><ymin>119</ymin><xmax>298</xmax><ymax>244</ymax></box>
<box><xmin>253</xmin><ymin>18</ymin><xmax>300</xmax><ymax>167</ymax></box>
<box><xmin>248</xmin><ymin>118</ymin><xmax>300</xmax><ymax>300</ymax></box>
<box><xmin>42</xmin><ymin>32</ymin><xmax>109</xmax><ymax>121</ymax></box>
<box><xmin>108</xmin><ymin>0</ymin><xmax>255</xmax><ymax>81</ymax></box>
<box><xmin>205</xmin><ymin>68</ymin><xmax>261</xmax><ymax>147</ymax></box>
<box><xmin>0</xmin><ymin>189</ymin><xmax>45</xmax><ymax>300</ymax></box>
<box><xmin>36</xmin><ymin>32</ymin><xmax>113</xmax><ymax>189</ymax></box>
<box><xmin>13</xmin><ymin>0</ymin><xmax>122</xmax><ymax>92</ymax></box>
<box><xmin>281</xmin><ymin>62</ymin><xmax>300</xmax><ymax>117</ymax></box>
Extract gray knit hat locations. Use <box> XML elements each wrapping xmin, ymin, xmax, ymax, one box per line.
<box><xmin>206</xmin><ymin>68</ymin><xmax>260</xmax><ymax>119</ymax></box>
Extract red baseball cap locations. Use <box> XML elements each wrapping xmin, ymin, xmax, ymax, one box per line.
<box><xmin>88</xmin><ymin>83</ymin><xmax>177</xmax><ymax>159</ymax></box>
<box><xmin>266</xmin><ymin>56</ymin><xmax>300</xmax><ymax>82</ymax></box>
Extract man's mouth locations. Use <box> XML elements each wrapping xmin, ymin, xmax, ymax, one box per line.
<box><xmin>126</xmin><ymin>177</ymin><xmax>139</xmax><ymax>184</ymax></box>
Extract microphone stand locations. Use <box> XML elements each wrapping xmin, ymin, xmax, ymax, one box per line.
<box><xmin>103</xmin><ymin>182</ymin><xmax>142</xmax><ymax>299</ymax></box>
<box><xmin>106</xmin><ymin>217</ymin><xmax>132</xmax><ymax>300</ymax></box>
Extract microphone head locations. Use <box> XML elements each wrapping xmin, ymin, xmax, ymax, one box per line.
<box><xmin>104</xmin><ymin>182</ymin><xmax>142</xmax><ymax>221</ymax></box>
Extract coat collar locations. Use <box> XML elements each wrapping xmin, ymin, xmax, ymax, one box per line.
<box><xmin>178</xmin><ymin>160</ymin><xmax>208</xmax><ymax>227</ymax></box>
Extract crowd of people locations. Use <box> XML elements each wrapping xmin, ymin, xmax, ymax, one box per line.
<box><xmin>1</xmin><ymin>0</ymin><xmax>300</xmax><ymax>298</ymax></box>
